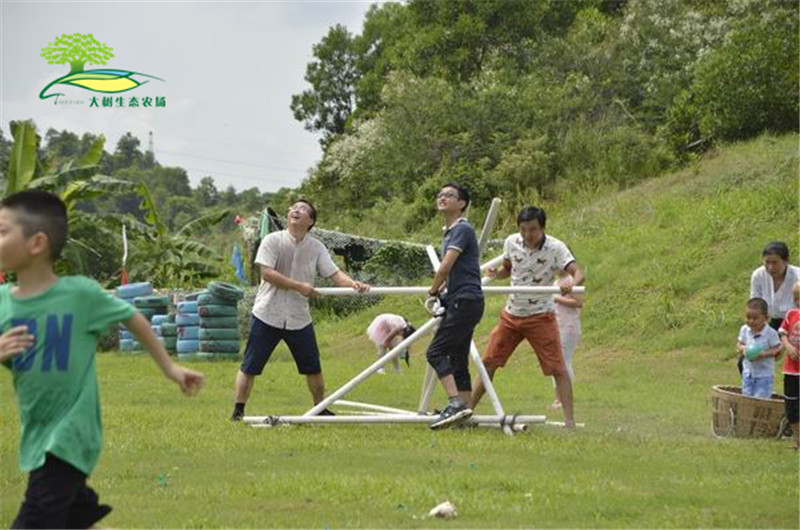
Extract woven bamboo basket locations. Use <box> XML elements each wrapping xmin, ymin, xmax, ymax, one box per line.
<box><xmin>711</xmin><ymin>385</ymin><xmax>786</xmax><ymax>438</ymax></box>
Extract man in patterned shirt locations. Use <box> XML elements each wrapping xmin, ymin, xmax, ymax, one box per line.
<box><xmin>470</xmin><ymin>206</ymin><xmax>583</xmax><ymax>427</ymax></box>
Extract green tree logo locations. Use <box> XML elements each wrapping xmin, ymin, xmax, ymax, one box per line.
<box><xmin>40</xmin><ymin>33</ymin><xmax>115</xmax><ymax>74</ymax></box>
<box><xmin>39</xmin><ymin>33</ymin><xmax>163</xmax><ymax>103</ymax></box>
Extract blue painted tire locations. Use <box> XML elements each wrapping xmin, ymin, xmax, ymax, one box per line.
<box><xmin>151</xmin><ymin>325</ymin><xmax>162</xmax><ymax>337</ymax></box>
<box><xmin>177</xmin><ymin>301</ymin><xmax>198</xmax><ymax>314</ymax></box>
<box><xmin>177</xmin><ymin>325</ymin><xmax>200</xmax><ymax>340</ymax></box>
<box><xmin>119</xmin><ymin>330</ymin><xmax>133</xmax><ymax>341</ymax></box>
<box><xmin>151</xmin><ymin>314</ymin><xmax>169</xmax><ymax>326</ymax></box>
<box><xmin>116</xmin><ymin>282</ymin><xmax>153</xmax><ymax>299</ymax></box>
<box><xmin>176</xmin><ymin>339</ymin><xmax>199</xmax><ymax>354</ymax></box>
<box><xmin>199</xmin><ymin>328</ymin><xmax>239</xmax><ymax>340</ymax></box>
<box><xmin>198</xmin><ymin>305</ymin><xmax>238</xmax><ymax>317</ymax></box>
<box><xmin>175</xmin><ymin>313</ymin><xmax>200</xmax><ymax>327</ymax></box>
<box><xmin>207</xmin><ymin>281</ymin><xmax>245</xmax><ymax>302</ymax></box>
<box><xmin>199</xmin><ymin>316</ymin><xmax>238</xmax><ymax>329</ymax></box>
<box><xmin>120</xmin><ymin>339</ymin><xmax>135</xmax><ymax>351</ymax></box>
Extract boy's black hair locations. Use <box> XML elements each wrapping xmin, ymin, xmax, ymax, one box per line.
<box><xmin>517</xmin><ymin>206</ymin><xmax>547</xmax><ymax>228</ymax></box>
<box><xmin>441</xmin><ymin>182</ymin><xmax>470</xmax><ymax>212</ymax></box>
<box><xmin>762</xmin><ymin>241</ymin><xmax>790</xmax><ymax>261</ymax></box>
<box><xmin>297</xmin><ymin>199</ymin><xmax>317</xmax><ymax>229</ymax></box>
<box><xmin>746</xmin><ymin>297</ymin><xmax>769</xmax><ymax>317</ymax></box>
<box><xmin>0</xmin><ymin>190</ymin><xmax>68</xmax><ymax>260</ymax></box>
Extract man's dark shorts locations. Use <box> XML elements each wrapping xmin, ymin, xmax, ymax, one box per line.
<box><xmin>12</xmin><ymin>453</ymin><xmax>112</xmax><ymax>529</ymax></box>
<box><xmin>241</xmin><ymin>316</ymin><xmax>322</xmax><ymax>375</ymax></box>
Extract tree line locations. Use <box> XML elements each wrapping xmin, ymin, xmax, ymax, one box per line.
<box><xmin>284</xmin><ymin>0</ymin><xmax>798</xmax><ymax>230</ymax></box>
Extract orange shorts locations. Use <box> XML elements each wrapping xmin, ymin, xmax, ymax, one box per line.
<box><xmin>482</xmin><ymin>310</ymin><xmax>567</xmax><ymax>376</ymax></box>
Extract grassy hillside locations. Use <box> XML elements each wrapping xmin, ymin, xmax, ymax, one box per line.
<box><xmin>1</xmin><ymin>134</ymin><xmax>797</xmax><ymax>529</ymax></box>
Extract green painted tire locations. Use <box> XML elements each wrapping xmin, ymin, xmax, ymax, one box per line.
<box><xmin>198</xmin><ymin>305</ymin><xmax>238</xmax><ymax>317</ymax></box>
<box><xmin>199</xmin><ymin>340</ymin><xmax>241</xmax><ymax>353</ymax></box>
<box><xmin>163</xmin><ymin>336</ymin><xmax>178</xmax><ymax>349</ymax></box>
<box><xmin>197</xmin><ymin>293</ymin><xmax>234</xmax><ymax>306</ymax></box>
<box><xmin>207</xmin><ymin>281</ymin><xmax>245</xmax><ymax>302</ymax></box>
<box><xmin>160</xmin><ymin>323</ymin><xmax>178</xmax><ymax>337</ymax></box>
<box><xmin>198</xmin><ymin>328</ymin><xmax>239</xmax><ymax>340</ymax></box>
<box><xmin>199</xmin><ymin>316</ymin><xmax>238</xmax><ymax>329</ymax></box>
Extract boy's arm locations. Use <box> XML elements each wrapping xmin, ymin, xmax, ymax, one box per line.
<box><xmin>762</xmin><ymin>344</ymin><xmax>782</xmax><ymax>360</ymax></box>
<box><xmin>554</xmin><ymin>294</ymin><xmax>584</xmax><ymax>308</ymax></box>
<box><xmin>0</xmin><ymin>325</ymin><xmax>34</xmax><ymax>364</ymax></box>
<box><xmin>781</xmin><ymin>334</ymin><xmax>799</xmax><ymax>361</ymax></box>
<box><xmin>124</xmin><ymin>313</ymin><xmax>204</xmax><ymax>395</ymax></box>
<box><xmin>736</xmin><ymin>341</ymin><xmax>746</xmax><ymax>354</ymax></box>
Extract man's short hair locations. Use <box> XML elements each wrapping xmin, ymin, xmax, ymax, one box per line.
<box><xmin>762</xmin><ymin>241</ymin><xmax>790</xmax><ymax>261</ymax></box>
<box><xmin>442</xmin><ymin>182</ymin><xmax>470</xmax><ymax>212</ymax></box>
<box><xmin>517</xmin><ymin>206</ymin><xmax>547</xmax><ymax>228</ymax></box>
<box><xmin>746</xmin><ymin>297</ymin><xmax>769</xmax><ymax>317</ymax></box>
<box><xmin>0</xmin><ymin>190</ymin><xmax>68</xmax><ymax>260</ymax></box>
<box><xmin>297</xmin><ymin>199</ymin><xmax>317</xmax><ymax>229</ymax></box>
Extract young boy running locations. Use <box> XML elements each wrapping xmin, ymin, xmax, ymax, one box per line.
<box><xmin>0</xmin><ymin>190</ymin><xmax>204</xmax><ymax>529</ymax></box>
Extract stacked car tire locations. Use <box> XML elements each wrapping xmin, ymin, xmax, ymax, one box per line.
<box><xmin>115</xmin><ymin>282</ymin><xmax>153</xmax><ymax>353</ymax></box>
<box><xmin>176</xmin><ymin>299</ymin><xmax>201</xmax><ymax>358</ymax></box>
<box><xmin>197</xmin><ymin>281</ymin><xmax>245</xmax><ymax>360</ymax></box>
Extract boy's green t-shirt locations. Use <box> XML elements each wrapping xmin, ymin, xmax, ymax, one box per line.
<box><xmin>0</xmin><ymin>276</ymin><xmax>136</xmax><ymax>475</ymax></box>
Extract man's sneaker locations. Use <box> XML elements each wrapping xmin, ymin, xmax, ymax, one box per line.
<box><xmin>319</xmin><ymin>408</ymin><xmax>336</xmax><ymax>416</ymax></box>
<box><xmin>430</xmin><ymin>404</ymin><xmax>472</xmax><ymax>430</ymax></box>
<box><xmin>230</xmin><ymin>409</ymin><xmax>244</xmax><ymax>422</ymax></box>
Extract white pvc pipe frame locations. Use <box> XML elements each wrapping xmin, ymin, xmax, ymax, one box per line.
<box><xmin>244</xmin><ymin>197</ymin><xmax>585</xmax><ymax>432</ymax></box>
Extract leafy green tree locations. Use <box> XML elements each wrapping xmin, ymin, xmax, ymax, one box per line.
<box><xmin>40</xmin><ymin>33</ymin><xmax>114</xmax><ymax>74</ymax></box>
<box><xmin>692</xmin><ymin>6</ymin><xmax>799</xmax><ymax>142</ymax></box>
<box><xmin>112</xmin><ymin>132</ymin><xmax>143</xmax><ymax>170</ymax></box>
<box><xmin>193</xmin><ymin>176</ymin><xmax>219</xmax><ymax>207</ymax></box>
<box><xmin>291</xmin><ymin>24</ymin><xmax>358</xmax><ymax>144</ymax></box>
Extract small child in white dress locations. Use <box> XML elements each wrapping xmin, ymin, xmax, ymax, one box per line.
<box><xmin>366</xmin><ymin>314</ymin><xmax>416</xmax><ymax>374</ymax></box>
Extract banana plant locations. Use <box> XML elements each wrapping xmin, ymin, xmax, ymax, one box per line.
<box><xmin>123</xmin><ymin>182</ymin><xmax>231</xmax><ymax>287</ymax></box>
<box><xmin>4</xmin><ymin>120</ymin><xmax>136</xmax><ymax>277</ymax></box>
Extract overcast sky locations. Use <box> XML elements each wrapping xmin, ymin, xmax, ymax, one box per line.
<box><xmin>1</xmin><ymin>0</ymin><xmax>376</xmax><ymax>193</ymax></box>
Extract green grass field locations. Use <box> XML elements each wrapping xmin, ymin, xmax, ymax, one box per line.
<box><xmin>1</xmin><ymin>134</ymin><xmax>799</xmax><ymax>528</ymax></box>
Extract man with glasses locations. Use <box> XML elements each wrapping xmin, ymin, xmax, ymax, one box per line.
<box><xmin>425</xmin><ymin>183</ymin><xmax>485</xmax><ymax>430</ymax></box>
<box><xmin>231</xmin><ymin>199</ymin><xmax>369</xmax><ymax>421</ymax></box>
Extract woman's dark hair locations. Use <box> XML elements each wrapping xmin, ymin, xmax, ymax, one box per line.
<box><xmin>762</xmin><ymin>241</ymin><xmax>789</xmax><ymax>261</ymax></box>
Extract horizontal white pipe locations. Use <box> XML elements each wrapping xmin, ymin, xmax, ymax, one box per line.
<box><xmin>243</xmin><ymin>414</ymin><xmax>546</xmax><ymax>425</ymax></box>
<box><xmin>545</xmin><ymin>421</ymin><xmax>586</xmax><ymax>428</ymax></box>
<box><xmin>315</xmin><ymin>286</ymin><xmax>585</xmax><ymax>296</ymax></box>
<box><xmin>480</xmin><ymin>254</ymin><xmax>505</xmax><ymax>273</ymax></box>
<box><xmin>249</xmin><ymin>421</ymin><xmax>529</xmax><ymax>432</ymax></box>
<box><xmin>334</xmin><ymin>400</ymin><xmax>416</xmax><ymax>416</ymax></box>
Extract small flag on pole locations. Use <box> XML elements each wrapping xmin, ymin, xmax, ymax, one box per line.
<box><xmin>121</xmin><ymin>224</ymin><xmax>129</xmax><ymax>285</ymax></box>
<box><xmin>231</xmin><ymin>243</ymin><xmax>246</xmax><ymax>283</ymax></box>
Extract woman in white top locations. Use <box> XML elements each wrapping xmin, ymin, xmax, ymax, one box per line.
<box><xmin>750</xmin><ymin>241</ymin><xmax>800</xmax><ymax>329</ymax></box>
<box><xmin>742</xmin><ymin>241</ymin><xmax>800</xmax><ymax>376</ymax></box>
